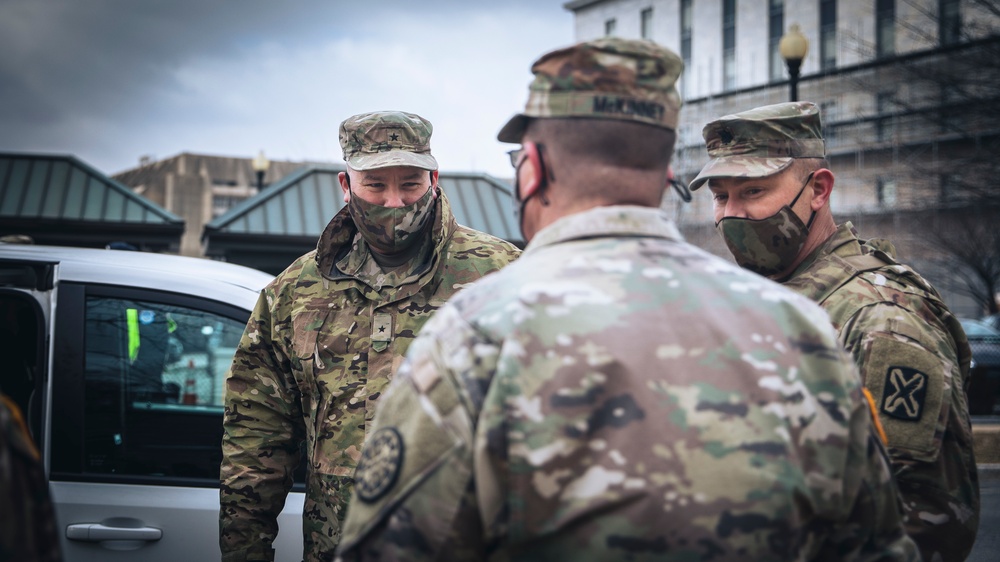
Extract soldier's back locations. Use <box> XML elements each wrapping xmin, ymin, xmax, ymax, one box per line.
<box><xmin>446</xmin><ymin>214</ymin><xmax>898</xmax><ymax>560</ymax></box>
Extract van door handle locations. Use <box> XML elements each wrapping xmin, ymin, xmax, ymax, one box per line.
<box><xmin>66</xmin><ymin>523</ymin><xmax>162</xmax><ymax>542</ymax></box>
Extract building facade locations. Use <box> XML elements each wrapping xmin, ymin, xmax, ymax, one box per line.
<box><xmin>565</xmin><ymin>0</ymin><xmax>1000</xmax><ymax>319</ymax></box>
<box><xmin>113</xmin><ymin>153</ymin><xmax>325</xmax><ymax>258</ymax></box>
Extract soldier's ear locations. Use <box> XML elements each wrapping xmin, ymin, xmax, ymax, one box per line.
<box><xmin>809</xmin><ymin>169</ymin><xmax>835</xmax><ymax>211</ymax></box>
<box><xmin>339</xmin><ymin>172</ymin><xmax>351</xmax><ymax>203</ymax></box>
<box><xmin>518</xmin><ymin>142</ymin><xmax>545</xmax><ymax>202</ymax></box>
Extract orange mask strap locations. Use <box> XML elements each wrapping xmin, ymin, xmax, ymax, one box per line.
<box><xmin>862</xmin><ymin>387</ymin><xmax>889</xmax><ymax>446</ymax></box>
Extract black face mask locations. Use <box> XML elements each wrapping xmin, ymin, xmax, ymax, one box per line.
<box><xmin>715</xmin><ymin>172</ymin><xmax>816</xmax><ymax>277</ymax></box>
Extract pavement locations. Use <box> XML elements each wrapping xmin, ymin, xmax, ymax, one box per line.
<box><xmin>968</xmin><ymin>464</ymin><xmax>999</xmax><ymax>562</ymax></box>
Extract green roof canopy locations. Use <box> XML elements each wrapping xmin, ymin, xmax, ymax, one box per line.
<box><xmin>0</xmin><ymin>153</ymin><xmax>183</xmax><ymax>250</ymax></box>
<box><xmin>205</xmin><ymin>165</ymin><xmax>519</xmax><ymax>242</ymax></box>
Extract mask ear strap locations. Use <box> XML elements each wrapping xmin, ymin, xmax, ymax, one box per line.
<box><xmin>805</xmin><ymin>209</ymin><xmax>818</xmax><ymax>230</ymax></box>
<box><xmin>535</xmin><ymin>144</ymin><xmax>551</xmax><ymax>207</ymax></box>
<box><xmin>796</xmin><ymin>172</ymin><xmax>818</xmax><ymax>230</ymax></box>
<box><xmin>789</xmin><ymin>171</ymin><xmax>815</xmax><ymax>208</ymax></box>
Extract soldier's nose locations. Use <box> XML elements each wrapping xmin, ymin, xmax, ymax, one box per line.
<box><xmin>724</xmin><ymin>201</ymin><xmax>748</xmax><ymax>219</ymax></box>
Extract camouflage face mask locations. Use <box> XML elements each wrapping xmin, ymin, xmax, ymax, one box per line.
<box><xmin>716</xmin><ymin>172</ymin><xmax>815</xmax><ymax>277</ymax></box>
<box><xmin>349</xmin><ymin>186</ymin><xmax>436</xmax><ymax>255</ymax></box>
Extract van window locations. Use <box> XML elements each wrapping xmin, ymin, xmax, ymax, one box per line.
<box><xmin>82</xmin><ymin>295</ymin><xmax>245</xmax><ymax>479</ymax></box>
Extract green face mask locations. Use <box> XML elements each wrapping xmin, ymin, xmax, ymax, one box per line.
<box><xmin>716</xmin><ymin>172</ymin><xmax>815</xmax><ymax>277</ymax></box>
<box><xmin>348</xmin><ymin>186</ymin><xmax>436</xmax><ymax>255</ymax></box>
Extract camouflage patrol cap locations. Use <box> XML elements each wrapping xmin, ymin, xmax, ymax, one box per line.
<box><xmin>339</xmin><ymin>111</ymin><xmax>438</xmax><ymax>171</ymax></box>
<box><xmin>689</xmin><ymin>101</ymin><xmax>825</xmax><ymax>190</ymax></box>
<box><xmin>497</xmin><ymin>37</ymin><xmax>684</xmax><ymax>143</ymax></box>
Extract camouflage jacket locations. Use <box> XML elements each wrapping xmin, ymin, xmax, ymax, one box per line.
<box><xmin>1</xmin><ymin>394</ymin><xmax>62</xmax><ymax>562</ymax></box>
<box><xmin>337</xmin><ymin>206</ymin><xmax>918</xmax><ymax>562</ymax></box>
<box><xmin>783</xmin><ymin>221</ymin><xmax>979</xmax><ymax>561</ymax></box>
<box><xmin>220</xmin><ymin>190</ymin><xmax>520</xmax><ymax>562</ymax></box>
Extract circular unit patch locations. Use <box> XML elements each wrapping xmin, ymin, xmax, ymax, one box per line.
<box><xmin>355</xmin><ymin>427</ymin><xmax>404</xmax><ymax>503</ymax></box>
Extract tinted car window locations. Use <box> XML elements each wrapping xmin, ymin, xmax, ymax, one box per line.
<box><xmin>81</xmin><ymin>294</ymin><xmax>245</xmax><ymax>480</ymax></box>
<box><xmin>961</xmin><ymin>318</ymin><xmax>1000</xmax><ymax>417</ymax></box>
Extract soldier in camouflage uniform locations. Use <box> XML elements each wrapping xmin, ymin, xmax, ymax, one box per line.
<box><xmin>220</xmin><ymin>111</ymin><xmax>520</xmax><ymax>562</ymax></box>
<box><xmin>335</xmin><ymin>38</ymin><xmax>918</xmax><ymax>561</ymax></box>
<box><xmin>1</xmin><ymin>392</ymin><xmax>62</xmax><ymax>562</ymax></box>
<box><xmin>690</xmin><ymin>101</ymin><xmax>980</xmax><ymax>561</ymax></box>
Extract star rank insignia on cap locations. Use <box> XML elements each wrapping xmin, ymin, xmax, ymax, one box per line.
<box><xmin>355</xmin><ymin>427</ymin><xmax>404</xmax><ymax>503</ymax></box>
<box><xmin>881</xmin><ymin>366</ymin><xmax>928</xmax><ymax>421</ymax></box>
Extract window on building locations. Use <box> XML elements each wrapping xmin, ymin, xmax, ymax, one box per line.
<box><xmin>769</xmin><ymin>0</ymin><xmax>785</xmax><ymax>82</ymax></box>
<box><xmin>820</xmin><ymin>100</ymin><xmax>839</xmax><ymax>147</ymax></box>
<box><xmin>605</xmin><ymin>18</ymin><xmax>617</xmax><ymax>36</ymax></box>
<box><xmin>824</xmin><ymin>123</ymin><xmax>839</xmax><ymax>148</ymax></box>
<box><xmin>876</xmin><ymin>0</ymin><xmax>895</xmax><ymax>58</ymax></box>
<box><xmin>939</xmin><ymin>0</ymin><xmax>961</xmax><ymax>45</ymax></box>
<box><xmin>820</xmin><ymin>0</ymin><xmax>837</xmax><ymax>70</ymax></box>
<box><xmin>940</xmin><ymin>83</ymin><xmax>962</xmax><ymax>132</ymax></box>
<box><xmin>940</xmin><ymin>172</ymin><xmax>962</xmax><ymax>202</ymax></box>
<box><xmin>819</xmin><ymin>99</ymin><xmax>839</xmax><ymax>122</ymax></box>
<box><xmin>680</xmin><ymin>0</ymin><xmax>693</xmax><ymax>98</ymax></box>
<box><xmin>723</xmin><ymin>0</ymin><xmax>737</xmax><ymax>90</ymax></box>
<box><xmin>876</xmin><ymin>91</ymin><xmax>895</xmax><ymax>141</ymax></box>
<box><xmin>212</xmin><ymin>194</ymin><xmax>247</xmax><ymax>217</ymax></box>
<box><xmin>641</xmin><ymin>7</ymin><xmax>654</xmax><ymax>39</ymax></box>
<box><xmin>876</xmin><ymin>176</ymin><xmax>897</xmax><ymax>206</ymax></box>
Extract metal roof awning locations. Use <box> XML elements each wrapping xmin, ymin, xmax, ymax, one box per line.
<box><xmin>0</xmin><ymin>153</ymin><xmax>184</xmax><ymax>251</ymax></box>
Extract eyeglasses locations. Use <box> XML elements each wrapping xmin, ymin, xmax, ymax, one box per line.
<box><xmin>506</xmin><ymin>147</ymin><xmax>526</xmax><ymax>168</ymax></box>
<box><xmin>507</xmin><ymin>143</ymin><xmax>555</xmax><ymax>187</ymax></box>
<box><xmin>507</xmin><ymin>143</ymin><xmax>548</xmax><ymax>168</ymax></box>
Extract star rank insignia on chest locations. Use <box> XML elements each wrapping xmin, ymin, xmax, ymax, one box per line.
<box><xmin>881</xmin><ymin>366</ymin><xmax>928</xmax><ymax>421</ymax></box>
<box><xmin>373</xmin><ymin>312</ymin><xmax>392</xmax><ymax>343</ymax></box>
<box><xmin>355</xmin><ymin>427</ymin><xmax>404</xmax><ymax>503</ymax></box>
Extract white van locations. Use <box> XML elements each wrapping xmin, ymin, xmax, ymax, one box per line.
<box><xmin>0</xmin><ymin>245</ymin><xmax>305</xmax><ymax>561</ymax></box>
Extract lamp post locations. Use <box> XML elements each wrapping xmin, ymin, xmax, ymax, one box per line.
<box><xmin>779</xmin><ymin>24</ymin><xmax>809</xmax><ymax>102</ymax></box>
<box><xmin>251</xmin><ymin>150</ymin><xmax>270</xmax><ymax>192</ymax></box>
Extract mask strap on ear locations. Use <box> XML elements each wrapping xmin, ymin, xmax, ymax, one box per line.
<box><xmin>789</xmin><ymin>171</ymin><xmax>816</xmax><ymax>208</ymax></box>
<box><xmin>795</xmin><ymin>171</ymin><xmax>818</xmax><ymax>229</ymax></box>
<box><xmin>670</xmin><ymin>178</ymin><xmax>692</xmax><ymax>203</ymax></box>
<box><xmin>535</xmin><ymin>144</ymin><xmax>551</xmax><ymax>207</ymax></box>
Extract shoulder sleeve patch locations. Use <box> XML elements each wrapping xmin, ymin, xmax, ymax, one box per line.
<box><xmin>355</xmin><ymin>427</ymin><xmax>405</xmax><ymax>503</ymax></box>
<box><xmin>861</xmin><ymin>334</ymin><xmax>951</xmax><ymax>461</ymax></box>
<box><xmin>881</xmin><ymin>367</ymin><xmax>927</xmax><ymax>421</ymax></box>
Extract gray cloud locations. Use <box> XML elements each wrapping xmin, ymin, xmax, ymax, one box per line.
<box><xmin>0</xmin><ymin>0</ymin><xmax>573</xmax><ymax>174</ymax></box>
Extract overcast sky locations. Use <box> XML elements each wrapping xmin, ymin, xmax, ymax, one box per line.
<box><xmin>0</xmin><ymin>0</ymin><xmax>575</xmax><ymax>178</ymax></box>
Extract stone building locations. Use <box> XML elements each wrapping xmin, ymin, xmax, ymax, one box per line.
<box><xmin>113</xmin><ymin>153</ymin><xmax>325</xmax><ymax>258</ymax></box>
<box><xmin>565</xmin><ymin>0</ymin><xmax>1000</xmax><ymax>318</ymax></box>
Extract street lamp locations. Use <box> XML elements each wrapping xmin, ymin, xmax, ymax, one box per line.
<box><xmin>251</xmin><ymin>150</ymin><xmax>270</xmax><ymax>192</ymax></box>
<box><xmin>779</xmin><ymin>24</ymin><xmax>809</xmax><ymax>102</ymax></box>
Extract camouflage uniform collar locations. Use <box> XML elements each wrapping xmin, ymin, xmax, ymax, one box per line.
<box><xmin>783</xmin><ymin>221</ymin><xmax>898</xmax><ymax>303</ymax></box>
<box><xmin>316</xmin><ymin>189</ymin><xmax>459</xmax><ymax>290</ymax></box>
<box><xmin>784</xmin><ymin>222</ymin><xmax>862</xmax><ymax>281</ymax></box>
<box><xmin>524</xmin><ymin>205</ymin><xmax>682</xmax><ymax>254</ymax></box>
<box><xmin>337</xmin><ymin>232</ymin><xmax>434</xmax><ymax>291</ymax></box>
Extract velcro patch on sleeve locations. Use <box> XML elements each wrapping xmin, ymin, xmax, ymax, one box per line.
<box><xmin>861</xmin><ymin>334</ymin><xmax>950</xmax><ymax>460</ymax></box>
<box><xmin>355</xmin><ymin>427</ymin><xmax>405</xmax><ymax>503</ymax></box>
